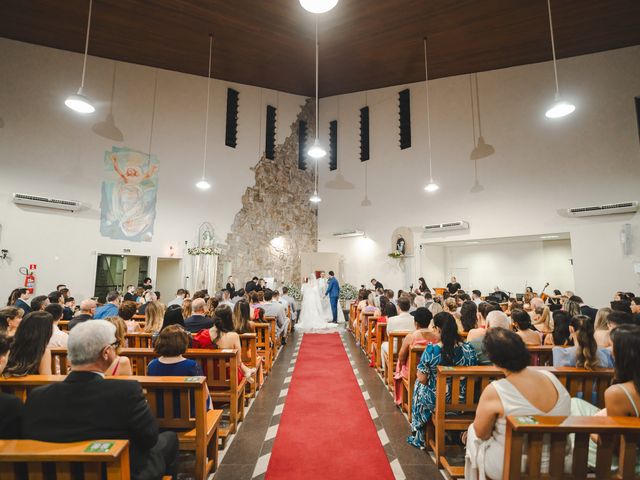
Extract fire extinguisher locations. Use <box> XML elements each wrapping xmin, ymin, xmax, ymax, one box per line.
<box><xmin>19</xmin><ymin>265</ymin><xmax>36</xmax><ymax>294</ymax></box>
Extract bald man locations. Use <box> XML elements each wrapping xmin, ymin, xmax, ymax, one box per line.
<box><xmin>184</xmin><ymin>298</ymin><xmax>213</xmax><ymax>333</ymax></box>
<box><xmin>68</xmin><ymin>299</ymin><xmax>97</xmax><ymax>330</ymax></box>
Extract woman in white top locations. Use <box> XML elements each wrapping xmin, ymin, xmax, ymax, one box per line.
<box><xmin>465</xmin><ymin>328</ymin><xmax>571</xmax><ymax>480</ymax></box>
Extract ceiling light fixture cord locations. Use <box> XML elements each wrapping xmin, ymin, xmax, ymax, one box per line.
<box><xmin>202</xmin><ymin>34</ymin><xmax>213</xmax><ymax>179</ymax></box>
<box><xmin>423</xmin><ymin>37</ymin><xmax>433</xmax><ymax>180</ymax></box>
<box><xmin>547</xmin><ymin>0</ymin><xmax>560</xmax><ymax>97</ymax></box>
<box><xmin>315</xmin><ymin>16</ymin><xmax>320</xmax><ymax>140</ymax></box>
<box><xmin>80</xmin><ymin>0</ymin><xmax>93</xmax><ymax>90</ymax></box>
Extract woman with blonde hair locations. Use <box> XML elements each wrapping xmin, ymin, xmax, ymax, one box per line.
<box><xmin>104</xmin><ymin>316</ymin><xmax>133</xmax><ymax>376</ymax></box>
<box><xmin>233</xmin><ymin>300</ymin><xmax>254</xmax><ymax>334</ymax></box>
<box><xmin>532</xmin><ymin>306</ymin><xmax>553</xmax><ymax>334</ymax></box>
<box><xmin>182</xmin><ymin>298</ymin><xmax>193</xmax><ymax>320</ymax></box>
<box><xmin>594</xmin><ymin>307</ymin><xmax>612</xmax><ymax>348</ymax></box>
<box><xmin>144</xmin><ymin>301</ymin><xmax>164</xmax><ymax>334</ymax></box>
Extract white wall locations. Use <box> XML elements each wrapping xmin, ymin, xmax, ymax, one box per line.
<box><xmin>0</xmin><ymin>39</ymin><xmax>305</xmax><ymax>300</ymax></box>
<box><xmin>426</xmin><ymin>239</ymin><xmax>574</xmax><ymax>296</ymax></box>
<box><xmin>317</xmin><ymin>46</ymin><xmax>640</xmax><ymax>307</ymax></box>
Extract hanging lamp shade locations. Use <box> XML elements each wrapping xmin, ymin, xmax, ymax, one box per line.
<box><xmin>424</xmin><ymin>180</ymin><xmax>439</xmax><ymax>193</ymax></box>
<box><xmin>299</xmin><ymin>0</ymin><xmax>338</xmax><ymax>13</ymax></box>
<box><xmin>309</xmin><ymin>191</ymin><xmax>322</xmax><ymax>203</ymax></box>
<box><xmin>65</xmin><ymin>89</ymin><xmax>95</xmax><ymax>114</ymax></box>
<box><xmin>545</xmin><ymin>98</ymin><xmax>576</xmax><ymax>118</ymax></box>
<box><xmin>196</xmin><ymin>178</ymin><xmax>211</xmax><ymax>190</ymax></box>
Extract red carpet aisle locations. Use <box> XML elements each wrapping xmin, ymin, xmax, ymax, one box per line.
<box><xmin>265</xmin><ymin>333</ymin><xmax>395</xmax><ymax>480</ymax></box>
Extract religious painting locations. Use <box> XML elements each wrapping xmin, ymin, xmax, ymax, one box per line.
<box><xmin>100</xmin><ymin>146</ymin><xmax>159</xmax><ymax>242</ymax></box>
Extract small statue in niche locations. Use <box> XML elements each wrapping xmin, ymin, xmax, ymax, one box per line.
<box><xmin>396</xmin><ymin>236</ymin><xmax>406</xmax><ymax>255</ymax></box>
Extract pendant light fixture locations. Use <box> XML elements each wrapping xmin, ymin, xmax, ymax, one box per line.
<box><xmin>544</xmin><ymin>0</ymin><xmax>575</xmax><ymax>119</ymax></box>
<box><xmin>309</xmin><ymin>147</ymin><xmax>322</xmax><ymax>203</ymax></box>
<box><xmin>196</xmin><ymin>34</ymin><xmax>214</xmax><ymax>191</ymax></box>
<box><xmin>422</xmin><ymin>37</ymin><xmax>439</xmax><ymax>193</ymax></box>
<box><xmin>65</xmin><ymin>0</ymin><xmax>95</xmax><ymax>113</ymax></box>
<box><xmin>307</xmin><ymin>17</ymin><xmax>327</xmax><ymax>160</ymax></box>
<box><xmin>299</xmin><ymin>0</ymin><xmax>338</xmax><ymax>14</ymax></box>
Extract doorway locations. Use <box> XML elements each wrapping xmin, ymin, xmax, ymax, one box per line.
<box><xmin>156</xmin><ymin>258</ymin><xmax>182</xmax><ymax>302</ymax></box>
<box><xmin>94</xmin><ymin>254</ymin><xmax>149</xmax><ymax>299</ymax></box>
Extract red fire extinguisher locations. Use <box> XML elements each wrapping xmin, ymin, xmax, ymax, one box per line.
<box><xmin>19</xmin><ymin>265</ymin><xmax>37</xmax><ymax>294</ymax></box>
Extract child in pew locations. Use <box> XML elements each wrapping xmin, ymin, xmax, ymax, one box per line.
<box><xmin>147</xmin><ymin>325</ymin><xmax>212</xmax><ymax>416</ymax></box>
<box><xmin>570</xmin><ymin>324</ymin><xmax>640</xmax><ymax>473</ymax></box>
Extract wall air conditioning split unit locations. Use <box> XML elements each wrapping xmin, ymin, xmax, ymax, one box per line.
<box><xmin>566</xmin><ymin>201</ymin><xmax>638</xmax><ymax>217</ymax></box>
<box><xmin>333</xmin><ymin>230</ymin><xmax>365</xmax><ymax>238</ymax></box>
<box><xmin>424</xmin><ymin>221</ymin><xmax>469</xmax><ymax>232</ymax></box>
<box><xmin>12</xmin><ymin>193</ymin><xmax>82</xmax><ymax>212</ymax></box>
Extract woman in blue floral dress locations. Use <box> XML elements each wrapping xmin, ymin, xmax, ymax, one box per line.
<box><xmin>408</xmin><ymin>312</ymin><xmax>478</xmax><ymax>448</ymax></box>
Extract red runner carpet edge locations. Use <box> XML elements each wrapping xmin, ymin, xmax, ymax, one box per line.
<box><xmin>266</xmin><ymin>333</ymin><xmax>395</xmax><ymax>480</ymax></box>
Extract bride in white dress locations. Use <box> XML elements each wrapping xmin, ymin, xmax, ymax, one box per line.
<box><xmin>297</xmin><ymin>275</ymin><xmax>339</xmax><ymax>333</ymax></box>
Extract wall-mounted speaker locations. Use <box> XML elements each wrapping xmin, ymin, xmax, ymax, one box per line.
<box><xmin>360</xmin><ymin>106</ymin><xmax>370</xmax><ymax>161</ymax></box>
<box><xmin>225</xmin><ymin>88</ymin><xmax>239</xmax><ymax>148</ymax></box>
<box><xmin>398</xmin><ymin>88</ymin><xmax>411</xmax><ymax>150</ymax></box>
<box><xmin>298</xmin><ymin>120</ymin><xmax>308</xmax><ymax>170</ymax></box>
<box><xmin>329</xmin><ymin>120</ymin><xmax>338</xmax><ymax>171</ymax></box>
<box><xmin>265</xmin><ymin>105</ymin><xmax>276</xmax><ymax>160</ymax></box>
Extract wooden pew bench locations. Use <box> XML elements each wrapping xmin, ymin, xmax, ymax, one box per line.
<box><xmin>239</xmin><ymin>333</ymin><xmax>264</xmax><ymax>397</ymax></box>
<box><xmin>374</xmin><ymin>322</ymin><xmax>387</xmax><ymax>374</ymax></box>
<box><xmin>0</xmin><ymin>439</ymin><xmax>131</xmax><ymax>480</ymax></box>
<box><xmin>428</xmin><ymin>365</ymin><xmax>615</xmax><ymax>478</ymax></box>
<box><xmin>384</xmin><ymin>331</ymin><xmax>410</xmax><ymax>389</ymax></box>
<box><xmin>504</xmin><ymin>415</ymin><xmax>640</xmax><ymax>479</ymax></box>
<box><xmin>125</xmin><ymin>332</ymin><xmax>154</xmax><ymax>349</ymax></box>
<box><xmin>400</xmin><ymin>344</ymin><xmax>426</xmax><ymax>422</ymax></box>
<box><xmin>0</xmin><ymin>376</ymin><xmax>222</xmax><ymax>480</ymax></box>
<box><xmin>254</xmin><ymin>323</ymin><xmax>272</xmax><ymax>374</ymax></box>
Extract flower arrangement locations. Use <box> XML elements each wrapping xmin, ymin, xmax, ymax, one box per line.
<box><xmin>284</xmin><ymin>283</ymin><xmax>302</xmax><ymax>302</ymax></box>
<box><xmin>388</xmin><ymin>250</ymin><xmax>403</xmax><ymax>259</ymax></box>
<box><xmin>187</xmin><ymin>246</ymin><xmax>221</xmax><ymax>256</ymax></box>
<box><xmin>339</xmin><ymin>283</ymin><xmax>358</xmax><ymax>301</ymax></box>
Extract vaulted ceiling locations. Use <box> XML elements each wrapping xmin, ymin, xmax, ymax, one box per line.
<box><xmin>1</xmin><ymin>0</ymin><xmax>639</xmax><ymax>97</ymax></box>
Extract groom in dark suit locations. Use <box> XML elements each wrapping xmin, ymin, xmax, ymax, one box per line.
<box><xmin>325</xmin><ymin>271</ymin><xmax>340</xmax><ymax>323</ymax></box>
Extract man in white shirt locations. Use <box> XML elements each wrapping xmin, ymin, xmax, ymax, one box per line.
<box><xmin>381</xmin><ymin>297</ymin><xmax>415</xmax><ymax>371</ymax></box>
<box><xmin>167</xmin><ymin>289</ymin><xmax>188</xmax><ymax>307</ymax></box>
<box><xmin>262</xmin><ymin>289</ymin><xmax>289</xmax><ymax>344</ymax></box>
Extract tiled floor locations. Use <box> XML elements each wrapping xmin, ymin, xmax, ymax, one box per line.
<box><xmin>214</xmin><ymin>326</ymin><xmax>441</xmax><ymax>480</ymax></box>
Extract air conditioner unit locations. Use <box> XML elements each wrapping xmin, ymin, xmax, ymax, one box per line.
<box><xmin>333</xmin><ymin>230</ymin><xmax>365</xmax><ymax>238</ymax></box>
<box><xmin>566</xmin><ymin>201</ymin><xmax>638</xmax><ymax>217</ymax></box>
<box><xmin>424</xmin><ymin>221</ymin><xmax>469</xmax><ymax>232</ymax></box>
<box><xmin>12</xmin><ymin>193</ymin><xmax>82</xmax><ymax>212</ymax></box>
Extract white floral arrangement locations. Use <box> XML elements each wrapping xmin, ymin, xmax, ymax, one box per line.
<box><xmin>284</xmin><ymin>283</ymin><xmax>302</xmax><ymax>302</ymax></box>
<box><xmin>187</xmin><ymin>247</ymin><xmax>221</xmax><ymax>256</ymax></box>
<box><xmin>339</xmin><ymin>283</ymin><xmax>358</xmax><ymax>301</ymax></box>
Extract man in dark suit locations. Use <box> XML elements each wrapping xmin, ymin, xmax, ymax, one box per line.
<box><xmin>14</xmin><ymin>289</ymin><xmax>31</xmax><ymax>315</ymax></box>
<box><xmin>245</xmin><ymin>276</ymin><xmax>259</xmax><ymax>293</ymax></box>
<box><xmin>22</xmin><ymin>320</ymin><xmax>178</xmax><ymax>480</ymax></box>
<box><xmin>68</xmin><ymin>299</ymin><xmax>97</xmax><ymax>330</ymax></box>
<box><xmin>184</xmin><ymin>298</ymin><xmax>213</xmax><ymax>333</ymax></box>
<box><xmin>326</xmin><ymin>272</ymin><xmax>341</xmax><ymax>323</ymax></box>
<box><xmin>571</xmin><ymin>295</ymin><xmax>598</xmax><ymax>321</ymax></box>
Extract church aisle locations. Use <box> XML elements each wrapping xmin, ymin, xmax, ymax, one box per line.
<box><xmin>215</xmin><ymin>328</ymin><xmax>440</xmax><ymax>480</ymax></box>
<box><xmin>265</xmin><ymin>332</ymin><xmax>394</xmax><ymax>479</ymax></box>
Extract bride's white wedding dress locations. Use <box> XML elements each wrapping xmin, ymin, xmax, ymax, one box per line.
<box><xmin>297</xmin><ymin>277</ymin><xmax>339</xmax><ymax>333</ymax></box>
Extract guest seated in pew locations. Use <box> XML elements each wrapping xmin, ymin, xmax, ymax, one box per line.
<box><xmin>0</xmin><ymin>306</ymin><xmax>23</xmax><ymax>337</ymax></box>
<box><xmin>184</xmin><ymin>298</ymin><xmax>214</xmax><ymax>334</ymax></box>
<box><xmin>161</xmin><ymin>304</ymin><xmax>184</xmax><ymax>330</ymax></box>
<box><xmin>511</xmin><ymin>309</ymin><xmax>542</xmax><ymax>345</ymax></box>
<box><xmin>464</xmin><ymin>328</ymin><xmax>571</xmax><ymax>479</ymax></box>
<box><xmin>544</xmin><ymin>310</ymin><xmax>573</xmax><ymax>346</ymax></box>
<box><xmin>144</xmin><ymin>301</ymin><xmax>164</xmax><ymax>336</ymax></box>
<box><xmin>553</xmin><ymin>315</ymin><xmax>614</xmax><ymax>369</ymax></box>
<box><xmin>68</xmin><ymin>298</ymin><xmax>97</xmax><ymax>330</ymax></box>
<box><xmin>611</xmin><ymin>299</ymin><xmax>632</xmax><ymax>314</ymax></box>
<box><xmin>379</xmin><ymin>295</ymin><xmax>397</xmax><ymax>318</ymax></box>
<box><xmin>2</xmin><ymin>311</ymin><xmax>52</xmax><ymax>376</ymax></box>
<box><xmin>181</xmin><ymin>298</ymin><xmax>192</xmax><ymax>320</ymax></box>
<box><xmin>233</xmin><ymin>299</ymin><xmax>255</xmax><ymax>334</ymax></box>
<box><xmin>532</xmin><ymin>305</ymin><xmax>553</xmax><ymax>334</ymax></box>
<box><xmin>443</xmin><ymin>297</ymin><xmax>461</xmax><ymax>330</ymax></box>
<box><xmin>45</xmin><ymin>303</ymin><xmax>69</xmax><ymax>349</ymax></box>
<box><xmin>381</xmin><ymin>297</ymin><xmax>414</xmax><ymax>369</ymax></box>
<box><xmin>22</xmin><ymin>320</ymin><xmax>179</xmax><ymax>480</ymax></box>
<box><xmin>0</xmin><ymin>333</ymin><xmax>21</xmax><ymax>438</ymax></box>
<box><xmin>460</xmin><ymin>301</ymin><xmax>479</xmax><ymax>334</ymax></box>
<box><xmin>467</xmin><ymin>310</ymin><xmax>511</xmax><ymax>366</ymax></box>
<box><xmin>362</xmin><ymin>293</ymin><xmax>381</xmax><ymax>316</ymax></box>
<box><xmin>104</xmin><ymin>317</ymin><xmax>133</xmax><ymax>376</ymax></box>
<box><xmin>118</xmin><ymin>300</ymin><xmax>142</xmax><ymax>333</ymax></box>
<box><xmin>393</xmin><ymin>307</ymin><xmax>437</xmax><ymax>405</ymax></box>
<box><xmin>94</xmin><ymin>291</ymin><xmax>121</xmax><ymax>319</ymax></box>
<box><xmin>570</xmin><ymin>324</ymin><xmax>640</xmax><ymax>473</ymax></box>
<box><xmin>262</xmin><ymin>289</ymin><xmax>289</xmax><ymax>344</ymax></box>
<box><xmin>593</xmin><ymin>307</ymin><xmax>612</xmax><ymax>348</ymax></box>
<box><xmin>408</xmin><ymin>312</ymin><xmax>478</xmax><ymax>448</ymax></box>
<box><xmin>191</xmin><ymin>305</ymin><xmax>257</xmax><ymax>383</ymax></box>
<box><xmin>205</xmin><ymin>296</ymin><xmax>219</xmax><ymax>317</ymax></box>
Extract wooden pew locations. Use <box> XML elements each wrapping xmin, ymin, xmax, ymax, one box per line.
<box><xmin>374</xmin><ymin>322</ymin><xmax>388</xmax><ymax>373</ymax></box>
<box><xmin>400</xmin><ymin>344</ymin><xmax>426</xmax><ymax>422</ymax></box>
<box><xmin>239</xmin><ymin>333</ymin><xmax>264</xmax><ymax>397</ymax></box>
<box><xmin>503</xmin><ymin>415</ymin><xmax>640</xmax><ymax>479</ymax></box>
<box><xmin>527</xmin><ymin>345</ymin><xmax>554</xmax><ymax>366</ymax></box>
<box><xmin>125</xmin><ymin>332</ymin><xmax>154</xmax><ymax>348</ymax></box>
<box><xmin>385</xmin><ymin>331</ymin><xmax>410</xmax><ymax>389</ymax></box>
<box><xmin>58</xmin><ymin>320</ymin><xmax>69</xmax><ymax>331</ymax></box>
<box><xmin>359</xmin><ymin>312</ymin><xmax>377</xmax><ymax>351</ymax></box>
<box><xmin>0</xmin><ymin>439</ymin><xmax>131</xmax><ymax>480</ymax></box>
<box><xmin>265</xmin><ymin>316</ymin><xmax>280</xmax><ymax>359</ymax></box>
<box><xmin>365</xmin><ymin>316</ymin><xmax>380</xmax><ymax>362</ymax></box>
<box><xmin>49</xmin><ymin>347</ymin><xmax>245</xmax><ymax>441</ymax></box>
<box><xmin>349</xmin><ymin>301</ymin><xmax>357</xmax><ymax>333</ymax></box>
<box><xmin>133</xmin><ymin>314</ymin><xmax>145</xmax><ymax>320</ymax></box>
<box><xmin>254</xmin><ymin>323</ymin><xmax>272</xmax><ymax>374</ymax></box>
<box><xmin>428</xmin><ymin>365</ymin><xmax>615</xmax><ymax>478</ymax></box>
<box><xmin>0</xmin><ymin>376</ymin><xmax>222</xmax><ymax>479</ymax></box>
